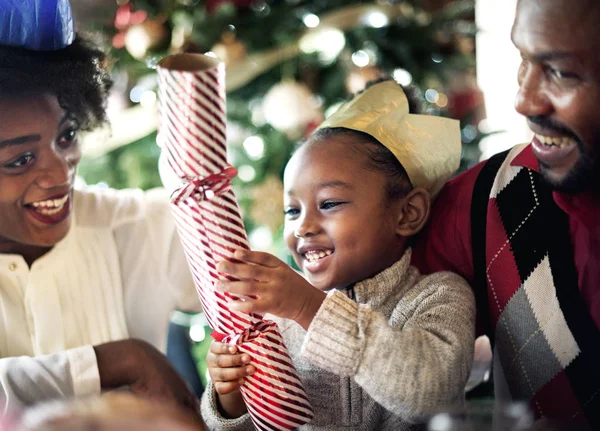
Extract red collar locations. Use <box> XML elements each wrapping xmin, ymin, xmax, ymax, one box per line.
<box><xmin>510</xmin><ymin>143</ymin><xmax>600</xmax><ymax>230</ymax></box>
<box><xmin>510</xmin><ymin>143</ymin><xmax>539</xmax><ymax>172</ymax></box>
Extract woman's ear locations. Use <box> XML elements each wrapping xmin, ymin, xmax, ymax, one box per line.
<box><xmin>396</xmin><ymin>187</ymin><xmax>431</xmax><ymax>236</ymax></box>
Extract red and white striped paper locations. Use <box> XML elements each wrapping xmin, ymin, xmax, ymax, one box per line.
<box><xmin>157</xmin><ymin>54</ymin><xmax>313</xmax><ymax>430</ymax></box>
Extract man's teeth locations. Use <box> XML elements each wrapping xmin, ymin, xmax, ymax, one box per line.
<box><xmin>305</xmin><ymin>250</ymin><xmax>333</xmax><ymax>262</ymax></box>
<box><xmin>30</xmin><ymin>195</ymin><xmax>69</xmax><ymax>215</ymax></box>
<box><xmin>536</xmin><ymin>134</ymin><xmax>576</xmax><ymax>148</ymax></box>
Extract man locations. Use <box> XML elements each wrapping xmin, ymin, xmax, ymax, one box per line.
<box><xmin>414</xmin><ymin>0</ymin><xmax>600</xmax><ymax>428</ymax></box>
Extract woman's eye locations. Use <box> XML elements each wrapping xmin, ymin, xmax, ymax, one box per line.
<box><xmin>4</xmin><ymin>153</ymin><xmax>35</xmax><ymax>169</ymax></box>
<box><xmin>57</xmin><ymin>127</ymin><xmax>78</xmax><ymax>148</ymax></box>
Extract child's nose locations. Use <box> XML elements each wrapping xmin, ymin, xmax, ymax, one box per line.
<box><xmin>293</xmin><ymin>214</ymin><xmax>320</xmax><ymax>238</ymax></box>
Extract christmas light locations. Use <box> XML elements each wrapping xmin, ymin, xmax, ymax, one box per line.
<box><xmin>436</xmin><ymin>93</ymin><xmax>449</xmax><ymax>108</ymax></box>
<box><xmin>425</xmin><ymin>89</ymin><xmax>440</xmax><ymax>103</ymax></box>
<box><xmin>364</xmin><ymin>11</ymin><xmax>389</xmax><ymax>28</ymax></box>
<box><xmin>351</xmin><ymin>50</ymin><xmax>370</xmax><ymax>67</ymax></box>
<box><xmin>238</xmin><ymin>165</ymin><xmax>256</xmax><ymax>182</ymax></box>
<box><xmin>243</xmin><ymin>136</ymin><xmax>265</xmax><ymax>160</ymax></box>
<box><xmin>393</xmin><ymin>68</ymin><xmax>413</xmax><ymax>86</ymax></box>
<box><xmin>299</xmin><ymin>28</ymin><xmax>345</xmax><ymax>63</ymax></box>
<box><xmin>303</xmin><ymin>13</ymin><xmax>320</xmax><ymax>28</ymax></box>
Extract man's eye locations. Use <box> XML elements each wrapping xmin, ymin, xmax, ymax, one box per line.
<box><xmin>4</xmin><ymin>153</ymin><xmax>34</xmax><ymax>169</ymax></box>
<box><xmin>549</xmin><ymin>68</ymin><xmax>579</xmax><ymax>82</ymax></box>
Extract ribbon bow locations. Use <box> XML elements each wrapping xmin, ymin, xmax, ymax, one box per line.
<box><xmin>170</xmin><ymin>165</ymin><xmax>238</xmax><ymax>204</ymax></box>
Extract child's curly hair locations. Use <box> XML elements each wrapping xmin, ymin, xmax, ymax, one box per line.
<box><xmin>0</xmin><ymin>34</ymin><xmax>112</xmax><ymax>131</ymax></box>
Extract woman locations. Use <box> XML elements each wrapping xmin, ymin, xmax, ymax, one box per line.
<box><xmin>0</xmin><ymin>0</ymin><xmax>201</xmax><ymax>416</ymax></box>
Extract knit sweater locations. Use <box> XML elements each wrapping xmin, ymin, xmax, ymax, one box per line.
<box><xmin>200</xmin><ymin>249</ymin><xmax>475</xmax><ymax>430</ymax></box>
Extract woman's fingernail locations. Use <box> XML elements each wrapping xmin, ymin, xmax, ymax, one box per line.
<box><xmin>241</xmin><ymin>354</ymin><xmax>250</xmax><ymax>363</ymax></box>
<box><xmin>246</xmin><ymin>366</ymin><xmax>255</xmax><ymax>374</ymax></box>
<box><xmin>229</xmin><ymin>346</ymin><xmax>237</xmax><ymax>354</ymax></box>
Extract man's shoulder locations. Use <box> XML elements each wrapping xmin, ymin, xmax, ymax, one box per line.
<box><xmin>435</xmin><ymin>143</ymin><xmax>530</xmax><ymax>207</ymax></box>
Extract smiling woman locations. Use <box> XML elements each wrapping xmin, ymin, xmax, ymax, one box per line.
<box><xmin>0</xmin><ymin>95</ymin><xmax>81</xmax><ymax>256</ymax></box>
<box><xmin>0</xmin><ymin>2</ymin><xmax>203</xmax><ymax>424</ymax></box>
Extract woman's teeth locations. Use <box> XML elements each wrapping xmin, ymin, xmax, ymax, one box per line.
<box><xmin>30</xmin><ymin>195</ymin><xmax>69</xmax><ymax>215</ymax></box>
<box><xmin>536</xmin><ymin>134</ymin><xmax>576</xmax><ymax>148</ymax></box>
<box><xmin>305</xmin><ymin>250</ymin><xmax>333</xmax><ymax>262</ymax></box>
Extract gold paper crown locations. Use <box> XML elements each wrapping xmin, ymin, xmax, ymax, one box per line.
<box><xmin>316</xmin><ymin>81</ymin><xmax>461</xmax><ymax>198</ymax></box>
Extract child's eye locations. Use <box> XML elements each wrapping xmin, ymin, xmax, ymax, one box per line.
<box><xmin>284</xmin><ymin>207</ymin><xmax>300</xmax><ymax>217</ymax></box>
<box><xmin>320</xmin><ymin>201</ymin><xmax>345</xmax><ymax>210</ymax></box>
<box><xmin>57</xmin><ymin>127</ymin><xmax>79</xmax><ymax>148</ymax></box>
<box><xmin>4</xmin><ymin>152</ymin><xmax>35</xmax><ymax>169</ymax></box>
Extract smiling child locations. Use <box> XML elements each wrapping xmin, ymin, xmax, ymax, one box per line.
<box><xmin>200</xmin><ymin>80</ymin><xmax>476</xmax><ymax>430</ymax></box>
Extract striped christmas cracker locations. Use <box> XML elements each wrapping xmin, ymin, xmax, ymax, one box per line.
<box><xmin>157</xmin><ymin>54</ymin><xmax>313</xmax><ymax>430</ymax></box>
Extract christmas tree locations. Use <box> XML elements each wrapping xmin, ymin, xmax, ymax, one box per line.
<box><xmin>80</xmin><ymin>0</ymin><xmax>483</xmax><ymax>255</ymax></box>
<box><xmin>77</xmin><ymin>0</ymin><xmax>484</xmax><ymax>387</ymax></box>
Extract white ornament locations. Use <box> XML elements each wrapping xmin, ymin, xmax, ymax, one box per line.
<box><xmin>262</xmin><ymin>81</ymin><xmax>323</xmax><ymax>139</ymax></box>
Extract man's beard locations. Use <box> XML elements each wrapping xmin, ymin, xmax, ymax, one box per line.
<box><xmin>539</xmin><ymin>149</ymin><xmax>599</xmax><ymax>194</ymax></box>
<box><xmin>529</xmin><ymin>115</ymin><xmax>600</xmax><ymax>194</ymax></box>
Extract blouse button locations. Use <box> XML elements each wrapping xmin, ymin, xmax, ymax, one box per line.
<box><xmin>8</xmin><ymin>263</ymin><xmax>17</xmax><ymax>271</ymax></box>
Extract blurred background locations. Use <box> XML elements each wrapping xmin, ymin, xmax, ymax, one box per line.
<box><xmin>71</xmin><ymin>0</ymin><xmax>527</xmax><ymax>392</ymax></box>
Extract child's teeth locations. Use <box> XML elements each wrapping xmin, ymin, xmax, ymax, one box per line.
<box><xmin>305</xmin><ymin>250</ymin><xmax>333</xmax><ymax>262</ymax></box>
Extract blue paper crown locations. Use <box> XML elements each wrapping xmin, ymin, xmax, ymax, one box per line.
<box><xmin>0</xmin><ymin>0</ymin><xmax>74</xmax><ymax>51</ymax></box>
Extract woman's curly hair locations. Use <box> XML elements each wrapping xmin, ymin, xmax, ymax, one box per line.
<box><xmin>0</xmin><ymin>34</ymin><xmax>112</xmax><ymax>131</ymax></box>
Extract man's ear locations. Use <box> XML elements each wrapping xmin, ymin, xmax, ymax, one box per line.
<box><xmin>396</xmin><ymin>187</ymin><xmax>431</xmax><ymax>236</ymax></box>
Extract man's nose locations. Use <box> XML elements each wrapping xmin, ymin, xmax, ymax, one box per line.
<box><xmin>515</xmin><ymin>64</ymin><xmax>553</xmax><ymax>118</ymax></box>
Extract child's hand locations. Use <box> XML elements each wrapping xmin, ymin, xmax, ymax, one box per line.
<box><xmin>216</xmin><ymin>249</ymin><xmax>326</xmax><ymax>329</ymax></box>
<box><xmin>206</xmin><ymin>342</ymin><xmax>253</xmax><ymax>418</ymax></box>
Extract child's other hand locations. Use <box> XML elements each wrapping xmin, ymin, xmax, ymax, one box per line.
<box><xmin>206</xmin><ymin>342</ymin><xmax>253</xmax><ymax>419</ymax></box>
<box><xmin>216</xmin><ymin>249</ymin><xmax>326</xmax><ymax>329</ymax></box>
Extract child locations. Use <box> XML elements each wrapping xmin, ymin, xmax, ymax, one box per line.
<box><xmin>200</xmin><ymin>80</ymin><xmax>475</xmax><ymax>430</ymax></box>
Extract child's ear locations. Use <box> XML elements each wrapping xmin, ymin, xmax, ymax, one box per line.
<box><xmin>396</xmin><ymin>187</ymin><xmax>431</xmax><ymax>236</ymax></box>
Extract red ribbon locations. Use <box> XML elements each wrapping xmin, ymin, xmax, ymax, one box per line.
<box><xmin>170</xmin><ymin>165</ymin><xmax>238</xmax><ymax>204</ymax></box>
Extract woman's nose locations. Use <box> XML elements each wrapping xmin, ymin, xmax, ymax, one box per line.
<box><xmin>35</xmin><ymin>151</ymin><xmax>76</xmax><ymax>189</ymax></box>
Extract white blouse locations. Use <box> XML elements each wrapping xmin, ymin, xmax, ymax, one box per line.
<box><xmin>0</xmin><ymin>186</ymin><xmax>200</xmax><ymax>412</ymax></box>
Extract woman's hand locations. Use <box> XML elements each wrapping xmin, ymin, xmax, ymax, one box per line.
<box><xmin>216</xmin><ymin>250</ymin><xmax>326</xmax><ymax>330</ymax></box>
<box><xmin>94</xmin><ymin>339</ymin><xmax>199</xmax><ymax>415</ymax></box>
<box><xmin>206</xmin><ymin>342</ymin><xmax>253</xmax><ymax>419</ymax></box>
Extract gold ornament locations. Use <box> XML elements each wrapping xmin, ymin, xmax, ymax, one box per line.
<box><xmin>263</xmin><ymin>81</ymin><xmax>324</xmax><ymax>140</ymax></box>
<box><xmin>125</xmin><ymin>19</ymin><xmax>169</xmax><ymax>60</ymax></box>
<box><xmin>345</xmin><ymin>65</ymin><xmax>386</xmax><ymax>94</ymax></box>
<box><xmin>250</xmin><ymin>176</ymin><xmax>285</xmax><ymax>234</ymax></box>
<box><xmin>211</xmin><ymin>32</ymin><xmax>247</xmax><ymax>65</ymax></box>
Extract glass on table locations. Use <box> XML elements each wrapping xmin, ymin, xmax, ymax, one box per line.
<box><xmin>428</xmin><ymin>401</ymin><xmax>534</xmax><ymax>431</ymax></box>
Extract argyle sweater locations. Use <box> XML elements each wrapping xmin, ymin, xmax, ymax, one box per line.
<box><xmin>471</xmin><ymin>146</ymin><xmax>600</xmax><ymax>429</ymax></box>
